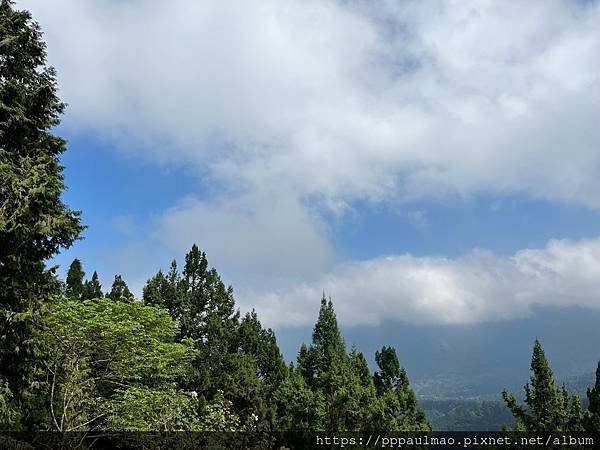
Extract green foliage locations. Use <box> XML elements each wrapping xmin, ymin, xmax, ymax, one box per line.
<box><xmin>0</xmin><ymin>0</ymin><xmax>84</xmax><ymax>418</ymax></box>
<box><xmin>106</xmin><ymin>274</ymin><xmax>134</xmax><ymax>302</ymax></box>
<box><xmin>273</xmin><ymin>366</ymin><xmax>325</xmax><ymax>431</ymax></box>
<box><xmin>373</xmin><ymin>346</ymin><xmax>430</xmax><ymax>431</ymax></box>
<box><xmin>142</xmin><ymin>245</ymin><xmax>290</xmax><ymax>432</ymax></box>
<box><xmin>106</xmin><ymin>387</ymin><xmax>200</xmax><ymax>431</ymax></box>
<box><xmin>0</xmin><ymin>377</ymin><xmax>21</xmax><ymax>430</ymax></box>
<box><xmin>32</xmin><ymin>298</ymin><xmax>197</xmax><ymax>432</ymax></box>
<box><xmin>585</xmin><ymin>361</ymin><xmax>600</xmax><ymax>431</ymax></box>
<box><xmin>64</xmin><ymin>259</ymin><xmax>84</xmax><ymax>299</ymax></box>
<box><xmin>420</xmin><ymin>399</ymin><xmax>515</xmax><ymax>431</ymax></box>
<box><xmin>81</xmin><ymin>271</ymin><xmax>103</xmax><ymax>300</ymax></box>
<box><xmin>143</xmin><ymin>260</ymin><xmax>183</xmax><ymax>314</ymax></box>
<box><xmin>502</xmin><ymin>339</ymin><xmax>584</xmax><ymax>432</ymax></box>
<box><xmin>287</xmin><ymin>296</ymin><xmax>430</xmax><ymax>432</ymax></box>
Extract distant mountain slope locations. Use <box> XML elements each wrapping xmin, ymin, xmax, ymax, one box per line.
<box><xmin>421</xmin><ymin>399</ymin><xmax>514</xmax><ymax>431</ymax></box>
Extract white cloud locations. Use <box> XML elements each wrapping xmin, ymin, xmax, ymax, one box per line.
<box><xmin>245</xmin><ymin>237</ymin><xmax>600</xmax><ymax>328</ymax></box>
<box><xmin>151</xmin><ymin>190</ymin><xmax>335</xmax><ymax>285</ymax></box>
<box><xmin>16</xmin><ymin>0</ymin><xmax>600</xmax><ymax>208</ymax></box>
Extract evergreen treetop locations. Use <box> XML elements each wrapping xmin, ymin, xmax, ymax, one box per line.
<box><xmin>503</xmin><ymin>339</ymin><xmax>583</xmax><ymax>432</ymax></box>
<box><xmin>82</xmin><ymin>270</ymin><xmax>103</xmax><ymax>300</ymax></box>
<box><xmin>107</xmin><ymin>274</ymin><xmax>134</xmax><ymax>302</ymax></box>
<box><xmin>65</xmin><ymin>258</ymin><xmax>85</xmax><ymax>299</ymax></box>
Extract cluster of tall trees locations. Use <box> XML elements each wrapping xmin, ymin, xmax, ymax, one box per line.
<box><xmin>2</xmin><ymin>247</ymin><xmax>430</xmax><ymax>435</ymax></box>
<box><xmin>64</xmin><ymin>259</ymin><xmax>132</xmax><ymax>302</ymax></box>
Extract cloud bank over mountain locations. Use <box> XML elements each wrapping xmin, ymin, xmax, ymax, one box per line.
<box><xmin>247</xmin><ymin>237</ymin><xmax>600</xmax><ymax>327</ymax></box>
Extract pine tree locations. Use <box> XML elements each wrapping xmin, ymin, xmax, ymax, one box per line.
<box><xmin>143</xmin><ymin>260</ymin><xmax>185</xmax><ymax>320</ymax></box>
<box><xmin>374</xmin><ymin>346</ymin><xmax>400</xmax><ymax>395</ymax></box>
<box><xmin>0</xmin><ymin>0</ymin><xmax>84</xmax><ymax>412</ymax></box>
<box><xmin>585</xmin><ymin>361</ymin><xmax>600</xmax><ymax>431</ymax></box>
<box><xmin>373</xmin><ymin>346</ymin><xmax>430</xmax><ymax>431</ymax></box>
<box><xmin>106</xmin><ymin>275</ymin><xmax>134</xmax><ymax>302</ymax></box>
<box><xmin>147</xmin><ymin>246</ymin><xmax>254</xmax><ymax>424</ymax></box>
<box><xmin>294</xmin><ymin>296</ymin><xmax>399</xmax><ymax>432</ymax></box>
<box><xmin>143</xmin><ymin>269</ymin><xmax>167</xmax><ymax>308</ymax></box>
<box><xmin>65</xmin><ymin>259</ymin><xmax>85</xmax><ymax>299</ymax></box>
<box><xmin>178</xmin><ymin>244</ymin><xmax>239</xmax><ymax>341</ymax></box>
<box><xmin>503</xmin><ymin>339</ymin><xmax>582</xmax><ymax>431</ymax></box>
<box><xmin>81</xmin><ymin>271</ymin><xmax>102</xmax><ymax>300</ymax></box>
<box><xmin>301</xmin><ymin>295</ymin><xmax>346</xmax><ymax>391</ymax></box>
<box><xmin>238</xmin><ymin>310</ymin><xmax>287</xmax><ymax>390</ymax></box>
<box><xmin>273</xmin><ymin>365</ymin><xmax>325</xmax><ymax>431</ymax></box>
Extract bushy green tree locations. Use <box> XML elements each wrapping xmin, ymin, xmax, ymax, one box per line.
<box><xmin>143</xmin><ymin>261</ymin><xmax>183</xmax><ymax>315</ymax></box>
<box><xmin>0</xmin><ymin>0</ymin><xmax>84</xmax><ymax>419</ymax></box>
<box><xmin>273</xmin><ymin>365</ymin><xmax>325</xmax><ymax>431</ymax></box>
<box><xmin>32</xmin><ymin>298</ymin><xmax>197</xmax><ymax>432</ymax></box>
<box><xmin>0</xmin><ymin>378</ymin><xmax>21</xmax><ymax>430</ymax></box>
<box><xmin>503</xmin><ymin>339</ymin><xmax>583</xmax><ymax>432</ymax></box>
<box><xmin>234</xmin><ymin>310</ymin><xmax>288</xmax><ymax>430</ymax></box>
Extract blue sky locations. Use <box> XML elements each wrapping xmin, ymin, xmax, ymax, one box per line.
<box><xmin>17</xmin><ymin>0</ymin><xmax>600</xmax><ymax>342</ymax></box>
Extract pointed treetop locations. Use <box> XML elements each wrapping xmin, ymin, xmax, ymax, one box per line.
<box><xmin>65</xmin><ymin>258</ymin><xmax>85</xmax><ymax>299</ymax></box>
<box><xmin>107</xmin><ymin>274</ymin><xmax>134</xmax><ymax>302</ymax></box>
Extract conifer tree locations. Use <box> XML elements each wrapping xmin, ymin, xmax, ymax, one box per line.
<box><xmin>238</xmin><ymin>310</ymin><xmax>287</xmax><ymax>390</ymax></box>
<box><xmin>143</xmin><ymin>269</ymin><xmax>167</xmax><ymax>308</ymax></box>
<box><xmin>503</xmin><ymin>339</ymin><xmax>582</xmax><ymax>431</ymax></box>
<box><xmin>179</xmin><ymin>244</ymin><xmax>238</xmax><ymax>340</ymax></box>
<box><xmin>106</xmin><ymin>275</ymin><xmax>134</xmax><ymax>302</ymax></box>
<box><xmin>0</xmin><ymin>0</ymin><xmax>83</xmax><ymax>411</ymax></box>
<box><xmin>298</xmin><ymin>295</ymin><xmax>346</xmax><ymax>392</ymax></box>
<box><xmin>292</xmin><ymin>296</ymin><xmax>424</xmax><ymax>432</ymax></box>
<box><xmin>81</xmin><ymin>271</ymin><xmax>103</xmax><ymax>300</ymax></box>
<box><xmin>65</xmin><ymin>258</ymin><xmax>85</xmax><ymax>299</ymax></box>
<box><xmin>143</xmin><ymin>260</ymin><xmax>184</xmax><ymax>318</ymax></box>
<box><xmin>373</xmin><ymin>346</ymin><xmax>430</xmax><ymax>431</ymax></box>
<box><xmin>273</xmin><ymin>365</ymin><xmax>325</xmax><ymax>431</ymax></box>
<box><xmin>585</xmin><ymin>361</ymin><xmax>600</xmax><ymax>431</ymax></box>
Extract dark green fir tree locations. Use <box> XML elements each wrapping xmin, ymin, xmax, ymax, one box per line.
<box><xmin>503</xmin><ymin>339</ymin><xmax>583</xmax><ymax>432</ymax></box>
<box><xmin>585</xmin><ymin>361</ymin><xmax>600</xmax><ymax>431</ymax></box>
<box><xmin>0</xmin><ymin>0</ymin><xmax>84</xmax><ymax>421</ymax></box>
<box><xmin>374</xmin><ymin>346</ymin><xmax>430</xmax><ymax>431</ymax></box>
<box><xmin>65</xmin><ymin>258</ymin><xmax>85</xmax><ymax>299</ymax></box>
<box><xmin>106</xmin><ymin>275</ymin><xmax>134</xmax><ymax>302</ymax></box>
<box><xmin>82</xmin><ymin>270</ymin><xmax>103</xmax><ymax>300</ymax></box>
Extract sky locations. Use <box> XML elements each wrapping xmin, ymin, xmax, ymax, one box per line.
<box><xmin>15</xmin><ymin>0</ymin><xmax>600</xmax><ymax>377</ymax></box>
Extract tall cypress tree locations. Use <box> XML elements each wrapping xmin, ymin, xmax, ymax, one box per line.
<box><xmin>106</xmin><ymin>275</ymin><xmax>134</xmax><ymax>302</ymax></box>
<box><xmin>503</xmin><ymin>339</ymin><xmax>582</xmax><ymax>431</ymax></box>
<box><xmin>294</xmin><ymin>296</ymin><xmax>405</xmax><ymax>432</ymax></box>
<box><xmin>143</xmin><ymin>260</ymin><xmax>183</xmax><ymax>318</ymax></box>
<box><xmin>585</xmin><ymin>361</ymin><xmax>600</xmax><ymax>431</ymax></box>
<box><xmin>302</xmin><ymin>295</ymin><xmax>346</xmax><ymax>388</ymax></box>
<box><xmin>0</xmin><ymin>0</ymin><xmax>83</xmax><ymax>409</ymax></box>
<box><xmin>374</xmin><ymin>346</ymin><xmax>430</xmax><ymax>431</ymax></box>
<box><xmin>65</xmin><ymin>258</ymin><xmax>85</xmax><ymax>299</ymax></box>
